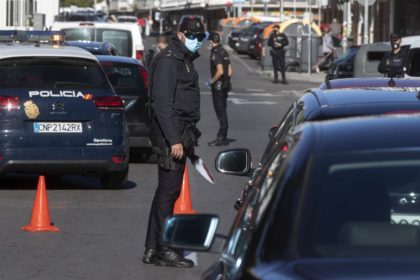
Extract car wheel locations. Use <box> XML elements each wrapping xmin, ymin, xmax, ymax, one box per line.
<box><xmin>100</xmin><ymin>167</ymin><xmax>128</xmax><ymax>189</ymax></box>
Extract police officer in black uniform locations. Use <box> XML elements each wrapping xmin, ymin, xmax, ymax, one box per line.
<box><xmin>268</xmin><ymin>25</ymin><xmax>289</xmax><ymax>84</ymax></box>
<box><xmin>378</xmin><ymin>33</ymin><xmax>409</xmax><ymax>78</ymax></box>
<box><xmin>208</xmin><ymin>32</ymin><xmax>232</xmax><ymax>146</ymax></box>
<box><xmin>143</xmin><ymin>22</ymin><xmax>205</xmax><ymax>268</ymax></box>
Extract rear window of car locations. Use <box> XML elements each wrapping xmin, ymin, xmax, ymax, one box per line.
<box><xmin>301</xmin><ymin>153</ymin><xmax>420</xmax><ymax>258</ymax></box>
<box><xmin>0</xmin><ymin>57</ymin><xmax>111</xmax><ymax>89</ymax></box>
<box><xmin>101</xmin><ymin>62</ymin><xmax>146</xmax><ymax>95</ymax></box>
<box><xmin>62</xmin><ymin>28</ymin><xmax>133</xmax><ymax>57</ymax></box>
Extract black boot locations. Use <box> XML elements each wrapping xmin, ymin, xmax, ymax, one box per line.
<box><xmin>154</xmin><ymin>247</ymin><xmax>194</xmax><ymax>268</ymax></box>
<box><xmin>208</xmin><ymin>136</ymin><xmax>228</xmax><ymax>146</ymax></box>
<box><xmin>142</xmin><ymin>248</ymin><xmax>157</xmax><ymax>264</ymax></box>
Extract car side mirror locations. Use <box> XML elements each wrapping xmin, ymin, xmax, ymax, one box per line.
<box><xmin>215</xmin><ymin>148</ymin><xmax>252</xmax><ymax>176</ymax></box>
<box><xmin>268</xmin><ymin>126</ymin><xmax>278</xmax><ymax>139</ymax></box>
<box><xmin>161</xmin><ymin>214</ymin><xmax>219</xmax><ymax>251</ymax></box>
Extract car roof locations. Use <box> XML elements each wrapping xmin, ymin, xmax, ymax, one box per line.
<box><xmin>96</xmin><ymin>55</ymin><xmax>140</xmax><ymax>65</ymax></box>
<box><xmin>311</xmin><ymin>87</ymin><xmax>420</xmax><ymax>107</ymax></box>
<box><xmin>0</xmin><ymin>44</ymin><xmax>98</xmax><ymax>61</ymax></box>
<box><xmin>51</xmin><ymin>21</ymin><xmax>139</xmax><ymax>31</ymax></box>
<box><xmin>302</xmin><ymin>115</ymin><xmax>420</xmax><ymax>154</ymax></box>
<box><xmin>66</xmin><ymin>41</ymin><xmax>109</xmax><ymax>48</ymax></box>
<box><xmin>319</xmin><ymin>78</ymin><xmax>420</xmax><ymax>90</ymax></box>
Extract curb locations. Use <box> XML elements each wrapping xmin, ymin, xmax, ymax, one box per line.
<box><xmin>256</xmin><ymin>69</ymin><xmax>325</xmax><ymax>84</ymax></box>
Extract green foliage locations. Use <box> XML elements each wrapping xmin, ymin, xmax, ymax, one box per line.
<box><xmin>60</xmin><ymin>0</ymin><xmax>94</xmax><ymax>7</ymax></box>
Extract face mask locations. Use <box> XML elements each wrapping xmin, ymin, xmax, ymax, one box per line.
<box><xmin>392</xmin><ymin>42</ymin><xmax>400</xmax><ymax>50</ymax></box>
<box><xmin>184</xmin><ymin>37</ymin><xmax>202</xmax><ymax>53</ymax></box>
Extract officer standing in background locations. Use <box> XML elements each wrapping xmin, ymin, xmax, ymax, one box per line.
<box><xmin>208</xmin><ymin>32</ymin><xmax>232</xmax><ymax>146</ymax></box>
<box><xmin>268</xmin><ymin>25</ymin><xmax>289</xmax><ymax>84</ymax></box>
<box><xmin>378</xmin><ymin>33</ymin><xmax>409</xmax><ymax>78</ymax></box>
<box><xmin>143</xmin><ymin>22</ymin><xmax>205</xmax><ymax>268</ymax></box>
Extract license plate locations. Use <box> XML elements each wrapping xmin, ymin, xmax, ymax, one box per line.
<box><xmin>34</xmin><ymin>122</ymin><xmax>83</xmax><ymax>133</ymax></box>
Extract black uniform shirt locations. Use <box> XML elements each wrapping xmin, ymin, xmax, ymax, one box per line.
<box><xmin>210</xmin><ymin>44</ymin><xmax>230</xmax><ymax>81</ymax></box>
<box><xmin>268</xmin><ymin>32</ymin><xmax>289</xmax><ymax>52</ymax></box>
<box><xmin>150</xmin><ymin>37</ymin><xmax>201</xmax><ymax>146</ymax></box>
<box><xmin>378</xmin><ymin>47</ymin><xmax>409</xmax><ymax>77</ymax></box>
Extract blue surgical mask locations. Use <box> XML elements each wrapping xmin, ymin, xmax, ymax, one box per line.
<box><xmin>184</xmin><ymin>37</ymin><xmax>202</xmax><ymax>53</ymax></box>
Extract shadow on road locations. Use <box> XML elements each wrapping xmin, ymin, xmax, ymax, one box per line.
<box><xmin>0</xmin><ymin>174</ymin><xmax>137</xmax><ymax>190</ymax></box>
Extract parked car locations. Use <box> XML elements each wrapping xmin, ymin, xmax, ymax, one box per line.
<box><xmin>50</xmin><ymin>22</ymin><xmax>145</xmax><ymax>61</ymax></box>
<box><xmin>228</xmin><ymin>30</ymin><xmax>240</xmax><ymax>50</ymax></box>
<box><xmin>248</xmin><ymin>26</ymin><xmax>266</xmax><ymax>59</ymax></box>
<box><xmin>327</xmin><ymin>45</ymin><xmax>360</xmax><ymax>79</ymax></box>
<box><xmin>96</xmin><ymin>55</ymin><xmax>151</xmax><ymax>158</ymax></box>
<box><xmin>0</xmin><ymin>31</ymin><xmax>129</xmax><ymax>188</ymax></box>
<box><xmin>162</xmin><ymin>115</ymin><xmax>420</xmax><ymax>279</ymax></box>
<box><xmin>242</xmin><ymin>78</ymin><xmax>420</xmax><ymax>209</ymax></box>
<box><xmin>65</xmin><ymin>41</ymin><xmax>120</xmax><ymax>56</ymax></box>
<box><xmin>235</xmin><ymin>23</ymin><xmax>270</xmax><ymax>55</ymax></box>
<box><xmin>353</xmin><ymin>42</ymin><xmax>391</xmax><ymax>78</ymax></box>
<box><xmin>117</xmin><ymin>15</ymin><xmax>138</xmax><ymax>23</ymax></box>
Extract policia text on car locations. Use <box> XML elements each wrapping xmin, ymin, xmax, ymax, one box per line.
<box><xmin>268</xmin><ymin>25</ymin><xmax>289</xmax><ymax>84</ymax></box>
<box><xmin>208</xmin><ymin>32</ymin><xmax>232</xmax><ymax>146</ymax></box>
<box><xmin>143</xmin><ymin>22</ymin><xmax>205</xmax><ymax>268</ymax></box>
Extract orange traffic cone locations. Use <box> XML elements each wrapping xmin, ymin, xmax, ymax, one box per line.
<box><xmin>174</xmin><ymin>165</ymin><xmax>196</xmax><ymax>214</ymax></box>
<box><xmin>22</xmin><ymin>176</ymin><xmax>59</xmax><ymax>232</ymax></box>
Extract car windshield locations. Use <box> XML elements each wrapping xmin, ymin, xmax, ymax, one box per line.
<box><xmin>0</xmin><ymin>57</ymin><xmax>110</xmax><ymax>89</ymax></box>
<box><xmin>300</xmin><ymin>152</ymin><xmax>420</xmax><ymax>258</ymax></box>
<box><xmin>62</xmin><ymin>28</ymin><xmax>132</xmax><ymax>57</ymax></box>
<box><xmin>101</xmin><ymin>63</ymin><xmax>146</xmax><ymax>95</ymax></box>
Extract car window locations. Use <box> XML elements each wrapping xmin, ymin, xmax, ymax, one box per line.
<box><xmin>0</xmin><ymin>57</ymin><xmax>110</xmax><ymax>89</ymax></box>
<box><xmin>259</xmin><ymin>105</ymin><xmax>295</xmax><ymax>165</ymax></box>
<box><xmin>63</xmin><ymin>28</ymin><xmax>133</xmax><ymax>57</ymax></box>
<box><xmin>407</xmin><ymin>48</ymin><xmax>420</xmax><ymax>76</ymax></box>
<box><xmin>301</xmin><ymin>152</ymin><xmax>420</xmax><ymax>258</ymax></box>
<box><xmin>101</xmin><ymin>63</ymin><xmax>146</xmax><ymax>94</ymax></box>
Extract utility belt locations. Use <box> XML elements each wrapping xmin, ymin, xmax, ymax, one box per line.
<box><xmin>155</xmin><ymin>121</ymin><xmax>201</xmax><ymax>171</ymax></box>
<box><xmin>212</xmin><ymin>78</ymin><xmax>232</xmax><ymax>92</ymax></box>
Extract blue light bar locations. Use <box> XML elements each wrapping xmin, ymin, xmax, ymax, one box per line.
<box><xmin>0</xmin><ymin>30</ymin><xmax>66</xmax><ymax>43</ymax></box>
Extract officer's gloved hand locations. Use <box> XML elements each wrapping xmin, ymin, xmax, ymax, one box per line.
<box><xmin>205</xmin><ymin>80</ymin><xmax>212</xmax><ymax>89</ymax></box>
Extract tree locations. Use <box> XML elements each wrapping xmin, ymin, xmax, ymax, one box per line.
<box><xmin>60</xmin><ymin>0</ymin><xmax>94</xmax><ymax>7</ymax></box>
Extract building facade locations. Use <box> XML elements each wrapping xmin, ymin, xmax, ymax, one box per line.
<box><xmin>0</xmin><ymin>0</ymin><xmax>59</xmax><ymax>29</ymax></box>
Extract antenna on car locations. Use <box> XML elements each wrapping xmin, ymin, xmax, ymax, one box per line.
<box><xmin>324</xmin><ymin>75</ymin><xmax>332</xmax><ymax>89</ymax></box>
<box><xmin>388</xmin><ymin>77</ymin><xmax>396</xmax><ymax>87</ymax></box>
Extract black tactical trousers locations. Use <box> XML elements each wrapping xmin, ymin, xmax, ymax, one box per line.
<box><xmin>145</xmin><ymin>157</ymin><xmax>186</xmax><ymax>250</ymax></box>
<box><xmin>272</xmin><ymin>50</ymin><xmax>286</xmax><ymax>82</ymax></box>
<box><xmin>212</xmin><ymin>87</ymin><xmax>229</xmax><ymax>138</ymax></box>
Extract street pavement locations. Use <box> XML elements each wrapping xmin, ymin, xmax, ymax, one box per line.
<box><xmin>0</xmin><ymin>37</ymin><xmax>320</xmax><ymax>280</ymax></box>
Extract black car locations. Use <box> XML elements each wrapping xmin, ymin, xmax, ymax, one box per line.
<box><xmin>65</xmin><ymin>41</ymin><xmax>120</xmax><ymax>56</ymax></box>
<box><xmin>96</xmin><ymin>55</ymin><xmax>151</xmax><ymax>159</ymax></box>
<box><xmin>231</xmin><ymin>78</ymin><xmax>420</xmax><ymax>209</ymax></box>
<box><xmin>327</xmin><ymin>46</ymin><xmax>360</xmax><ymax>80</ymax></box>
<box><xmin>162</xmin><ymin>115</ymin><xmax>420</xmax><ymax>279</ymax></box>
<box><xmin>228</xmin><ymin>30</ymin><xmax>240</xmax><ymax>50</ymax></box>
<box><xmin>235</xmin><ymin>23</ymin><xmax>270</xmax><ymax>55</ymax></box>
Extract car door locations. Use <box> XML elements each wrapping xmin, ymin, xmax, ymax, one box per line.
<box><xmin>202</xmin><ymin>138</ymin><xmax>296</xmax><ymax>280</ymax></box>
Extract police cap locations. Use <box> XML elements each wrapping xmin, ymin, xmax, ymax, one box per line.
<box><xmin>179</xmin><ymin>19</ymin><xmax>205</xmax><ymax>34</ymax></box>
<box><xmin>208</xmin><ymin>32</ymin><xmax>221</xmax><ymax>43</ymax></box>
<box><xmin>390</xmin><ymin>33</ymin><xmax>401</xmax><ymax>42</ymax></box>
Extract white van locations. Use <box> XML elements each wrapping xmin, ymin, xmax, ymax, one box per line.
<box><xmin>50</xmin><ymin>22</ymin><xmax>144</xmax><ymax>61</ymax></box>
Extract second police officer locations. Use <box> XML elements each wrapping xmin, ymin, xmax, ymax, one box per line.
<box><xmin>268</xmin><ymin>24</ymin><xmax>289</xmax><ymax>84</ymax></box>
<box><xmin>207</xmin><ymin>32</ymin><xmax>233</xmax><ymax>146</ymax></box>
<box><xmin>378</xmin><ymin>33</ymin><xmax>409</xmax><ymax>78</ymax></box>
<box><xmin>143</xmin><ymin>21</ymin><xmax>205</xmax><ymax>268</ymax></box>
